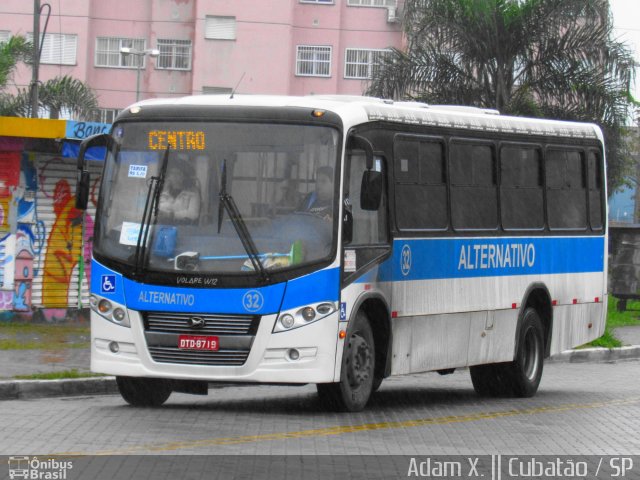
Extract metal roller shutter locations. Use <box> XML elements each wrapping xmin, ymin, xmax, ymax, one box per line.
<box><xmin>31</xmin><ymin>155</ymin><xmax>101</xmax><ymax>309</ymax></box>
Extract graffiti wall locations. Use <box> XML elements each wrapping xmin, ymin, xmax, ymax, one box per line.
<box><xmin>0</xmin><ymin>150</ymin><xmax>101</xmax><ymax>315</ymax></box>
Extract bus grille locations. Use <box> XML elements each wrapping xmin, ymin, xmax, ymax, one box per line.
<box><xmin>142</xmin><ymin>312</ymin><xmax>260</xmax><ymax>366</ymax></box>
<box><xmin>143</xmin><ymin>312</ymin><xmax>258</xmax><ymax>335</ymax></box>
<box><xmin>147</xmin><ymin>346</ymin><xmax>249</xmax><ymax>366</ymax></box>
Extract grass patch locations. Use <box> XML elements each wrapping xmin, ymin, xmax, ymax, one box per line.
<box><xmin>584</xmin><ymin>297</ymin><xmax>640</xmax><ymax>348</ymax></box>
<box><xmin>0</xmin><ymin>340</ymin><xmax>89</xmax><ymax>350</ymax></box>
<box><xmin>0</xmin><ymin>323</ymin><xmax>89</xmax><ymax>335</ymax></box>
<box><xmin>13</xmin><ymin>369</ymin><xmax>103</xmax><ymax>380</ymax></box>
<box><xmin>0</xmin><ymin>322</ymin><xmax>89</xmax><ymax>350</ymax></box>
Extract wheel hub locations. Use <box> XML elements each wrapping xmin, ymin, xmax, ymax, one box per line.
<box><xmin>346</xmin><ymin>333</ymin><xmax>372</xmax><ymax>388</ymax></box>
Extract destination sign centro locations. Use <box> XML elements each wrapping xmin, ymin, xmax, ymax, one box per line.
<box><xmin>148</xmin><ymin>130</ymin><xmax>206</xmax><ymax>150</ymax></box>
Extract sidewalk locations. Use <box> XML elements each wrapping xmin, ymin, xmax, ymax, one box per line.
<box><xmin>0</xmin><ymin>325</ymin><xmax>639</xmax><ymax>401</ymax></box>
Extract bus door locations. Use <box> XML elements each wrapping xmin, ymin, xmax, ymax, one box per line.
<box><xmin>341</xmin><ymin>141</ymin><xmax>391</xmax><ymax>287</ymax></box>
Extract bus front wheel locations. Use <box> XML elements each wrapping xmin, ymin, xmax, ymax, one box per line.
<box><xmin>317</xmin><ymin>311</ymin><xmax>375</xmax><ymax>412</ymax></box>
<box><xmin>116</xmin><ymin>376</ymin><xmax>172</xmax><ymax>407</ymax></box>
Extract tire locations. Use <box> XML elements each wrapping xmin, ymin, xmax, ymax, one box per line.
<box><xmin>470</xmin><ymin>308</ymin><xmax>544</xmax><ymax>398</ymax></box>
<box><xmin>317</xmin><ymin>311</ymin><xmax>375</xmax><ymax>412</ymax></box>
<box><xmin>470</xmin><ymin>364</ymin><xmax>513</xmax><ymax>397</ymax></box>
<box><xmin>371</xmin><ymin>375</ymin><xmax>383</xmax><ymax>393</ymax></box>
<box><xmin>116</xmin><ymin>376</ymin><xmax>172</xmax><ymax>407</ymax></box>
<box><xmin>508</xmin><ymin>308</ymin><xmax>544</xmax><ymax>397</ymax></box>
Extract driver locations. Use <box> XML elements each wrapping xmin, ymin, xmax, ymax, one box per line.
<box><xmin>299</xmin><ymin>166</ymin><xmax>333</xmax><ymax>220</ymax></box>
<box><xmin>158</xmin><ymin>157</ymin><xmax>201</xmax><ymax>224</ymax></box>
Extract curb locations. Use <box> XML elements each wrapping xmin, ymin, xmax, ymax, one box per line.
<box><xmin>548</xmin><ymin>345</ymin><xmax>640</xmax><ymax>363</ymax></box>
<box><xmin>0</xmin><ymin>377</ymin><xmax>117</xmax><ymax>401</ymax></box>
<box><xmin>1</xmin><ymin>346</ymin><xmax>639</xmax><ymax>401</ymax></box>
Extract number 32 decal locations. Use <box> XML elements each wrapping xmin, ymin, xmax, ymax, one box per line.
<box><xmin>242</xmin><ymin>290</ymin><xmax>264</xmax><ymax>312</ymax></box>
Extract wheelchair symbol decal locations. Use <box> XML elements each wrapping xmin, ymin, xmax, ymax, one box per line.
<box><xmin>101</xmin><ymin>275</ymin><xmax>116</xmax><ymax>294</ymax></box>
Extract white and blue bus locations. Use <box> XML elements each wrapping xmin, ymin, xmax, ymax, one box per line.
<box><xmin>76</xmin><ymin>95</ymin><xmax>607</xmax><ymax>411</ymax></box>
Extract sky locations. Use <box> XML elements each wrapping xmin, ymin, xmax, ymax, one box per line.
<box><xmin>610</xmin><ymin>0</ymin><xmax>640</xmax><ymax>105</ymax></box>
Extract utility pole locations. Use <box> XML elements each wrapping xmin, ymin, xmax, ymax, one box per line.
<box><xmin>30</xmin><ymin>0</ymin><xmax>40</xmax><ymax>118</ymax></box>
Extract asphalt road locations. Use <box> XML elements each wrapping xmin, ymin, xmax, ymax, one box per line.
<box><xmin>1</xmin><ymin>360</ymin><xmax>639</xmax><ymax>459</ymax></box>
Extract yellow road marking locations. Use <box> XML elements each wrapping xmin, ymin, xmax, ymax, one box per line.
<box><xmin>56</xmin><ymin>396</ymin><xmax>640</xmax><ymax>455</ymax></box>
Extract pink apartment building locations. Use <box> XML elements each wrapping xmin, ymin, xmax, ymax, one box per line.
<box><xmin>0</xmin><ymin>0</ymin><xmax>404</xmax><ymax>122</ymax></box>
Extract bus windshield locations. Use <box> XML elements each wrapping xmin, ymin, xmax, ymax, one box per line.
<box><xmin>94</xmin><ymin>121</ymin><xmax>340</xmax><ymax>277</ymax></box>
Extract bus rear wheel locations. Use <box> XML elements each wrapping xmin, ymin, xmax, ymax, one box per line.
<box><xmin>317</xmin><ymin>311</ymin><xmax>375</xmax><ymax>412</ymax></box>
<box><xmin>116</xmin><ymin>376</ymin><xmax>172</xmax><ymax>407</ymax></box>
<box><xmin>470</xmin><ymin>308</ymin><xmax>544</xmax><ymax>398</ymax></box>
<box><xmin>508</xmin><ymin>308</ymin><xmax>544</xmax><ymax>397</ymax></box>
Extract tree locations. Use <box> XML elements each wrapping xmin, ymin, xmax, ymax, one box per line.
<box><xmin>1</xmin><ymin>35</ymin><xmax>98</xmax><ymax>120</ymax></box>
<box><xmin>1</xmin><ymin>74</ymin><xmax>98</xmax><ymax>121</ymax></box>
<box><xmin>0</xmin><ymin>35</ymin><xmax>31</xmax><ymax>89</ymax></box>
<box><xmin>0</xmin><ymin>35</ymin><xmax>32</xmax><ymax>116</ymax></box>
<box><xmin>37</xmin><ymin>76</ymin><xmax>98</xmax><ymax>120</ymax></box>
<box><xmin>367</xmin><ymin>0</ymin><xmax>638</xmax><ymax>192</ymax></box>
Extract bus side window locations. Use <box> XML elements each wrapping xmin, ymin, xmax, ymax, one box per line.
<box><xmin>500</xmin><ymin>145</ymin><xmax>544</xmax><ymax>230</ymax></box>
<box><xmin>546</xmin><ymin>149</ymin><xmax>587</xmax><ymax>230</ymax></box>
<box><xmin>450</xmin><ymin>141</ymin><xmax>498</xmax><ymax>231</ymax></box>
<box><xmin>393</xmin><ymin>136</ymin><xmax>447</xmax><ymax>231</ymax></box>
<box><xmin>587</xmin><ymin>150</ymin><xmax>603</xmax><ymax>230</ymax></box>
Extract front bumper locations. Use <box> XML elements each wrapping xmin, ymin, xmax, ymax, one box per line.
<box><xmin>91</xmin><ymin>309</ymin><xmax>339</xmax><ymax>384</ymax></box>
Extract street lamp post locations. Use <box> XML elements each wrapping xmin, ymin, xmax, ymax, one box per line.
<box><xmin>119</xmin><ymin>47</ymin><xmax>160</xmax><ymax>102</ymax></box>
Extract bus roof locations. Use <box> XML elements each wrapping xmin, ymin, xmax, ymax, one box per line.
<box><xmin>130</xmin><ymin>94</ymin><xmax>603</xmax><ymax>141</ymax></box>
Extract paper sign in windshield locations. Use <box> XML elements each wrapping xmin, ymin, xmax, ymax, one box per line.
<box><xmin>128</xmin><ymin>165</ymin><xmax>147</xmax><ymax>178</ymax></box>
<box><xmin>120</xmin><ymin>222</ymin><xmax>142</xmax><ymax>246</ymax></box>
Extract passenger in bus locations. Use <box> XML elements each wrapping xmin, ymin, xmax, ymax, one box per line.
<box><xmin>299</xmin><ymin>166</ymin><xmax>333</xmax><ymax>220</ymax></box>
<box><xmin>158</xmin><ymin>158</ymin><xmax>201</xmax><ymax>225</ymax></box>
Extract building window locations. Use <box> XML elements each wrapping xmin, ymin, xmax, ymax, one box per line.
<box><xmin>347</xmin><ymin>0</ymin><xmax>396</xmax><ymax>6</ymax></box>
<box><xmin>26</xmin><ymin>33</ymin><xmax>77</xmax><ymax>65</ymax></box>
<box><xmin>156</xmin><ymin>39</ymin><xmax>192</xmax><ymax>70</ymax></box>
<box><xmin>344</xmin><ymin>48</ymin><xmax>389</xmax><ymax>79</ymax></box>
<box><xmin>95</xmin><ymin>37</ymin><xmax>146</xmax><ymax>68</ymax></box>
<box><xmin>296</xmin><ymin>45</ymin><xmax>332</xmax><ymax>77</ymax></box>
<box><xmin>92</xmin><ymin>108</ymin><xmax>121</xmax><ymax>124</ymax></box>
<box><xmin>205</xmin><ymin>16</ymin><xmax>237</xmax><ymax>40</ymax></box>
<box><xmin>202</xmin><ymin>86</ymin><xmax>233</xmax><ymax>95</ymax></box>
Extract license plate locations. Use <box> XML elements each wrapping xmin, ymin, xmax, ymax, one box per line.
<box><xmin>178</xmin><ymin>335</ymin><xmax>219</xmax><ymax>351</ymax></box>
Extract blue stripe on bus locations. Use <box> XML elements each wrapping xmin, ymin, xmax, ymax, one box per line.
<box><xmin>122</xmin><ymin>278</ymin><xmax>287</xmax><ymax>314</ymax></box>
<box><xmin>357</xmin><ymin>236</ymin><xmax>605</xmax><ymax>283</ymax></box>
<box><xmin>280</xmin><ymin>267</ymin><xmax>340</xmax><ymax>311</ymax></box>
<box><xmin>91</xmin><ymin>259</ymin><xmax>339</xmax><ymax>314</ymax></box>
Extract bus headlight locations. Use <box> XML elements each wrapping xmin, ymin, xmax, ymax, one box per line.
<box><xmin>113</xmin><ymin>308</ymin><xmax>126</xmax><ymax>322</ymax></box>
<box><xmin>301</xmin><ymin>307</ymin><xmax>315</xmax><ymax>322</ymax></box>
<box><xmin>98</xmin><ymin>299</ymin><xmax>112</xmax><ymax>314</ymax></box>
<box><xmin>273</xmin><ymin>301</ymin><xmax>337</xmax><ymax>333</ymax></box>
<box><xmin>90</xmin><ymin>294</ymin><xmax>131</xmax><ymax>328</ymax></box>
<box><xmin>280</xmin><ymin>314</ymin><xmax>295</xmax><ymax>329</ymax></box>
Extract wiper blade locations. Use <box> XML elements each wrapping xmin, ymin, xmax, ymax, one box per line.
<box><xmin>134</xmin><ymin>147</ymin><xmax>170</xmax><ymax>276</ymax></box>
<box><xmin>218</xmin><ymin>158</ymin><xmax>269</xmax><ymax>283</ymax></box>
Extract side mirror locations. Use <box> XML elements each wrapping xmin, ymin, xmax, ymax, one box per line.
<box><xmin>347</xmin><ymin>135</ymin><xmax>374</xmax><ymax>170</ymax></box>
<box><xmin>76</xmin><ymin>170</ymin><xmax>90</xmax><ymax>210</ymax></box>
<box><xmin>76</xmin><ymin>133</ymin><xmax>110</xmax><ymax>211</ymax></box>
<box><xmin>77</xmin><ymin>133</ymin><xmax>110</xmax><ymax>170</ymax></box>
<box><xmin>360</xmin><ymin>170</ymin><xmax>383</xmax><ymax>211</ymax></box>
